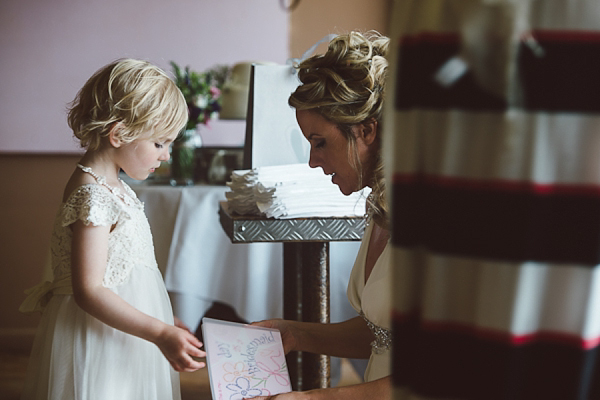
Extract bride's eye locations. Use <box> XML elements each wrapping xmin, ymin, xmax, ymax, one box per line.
<box><xmin>315</xmin><ymin>140</ymin><xmax>325</xmax><ymax>149</ymax></box>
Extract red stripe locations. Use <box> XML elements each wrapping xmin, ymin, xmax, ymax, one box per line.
<box><xmin>528</xmin><ymin>30</ymin><xmax>600</xmax><ymax>43</ymax></box>
<box><xmin>392</xmin><ymin>173</ymin><xmax>600</xmax><ymax>197</ymax></box>
<box><xmin>392</xmin><ymin>310</ymin><xmax>600</xmax><ymax>350</ymax></box>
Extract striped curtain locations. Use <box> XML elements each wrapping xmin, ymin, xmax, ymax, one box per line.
<box><xmin>383</xmin><ymin>1</ymin><xmax>600</xmax><ymax>399</ymax></box>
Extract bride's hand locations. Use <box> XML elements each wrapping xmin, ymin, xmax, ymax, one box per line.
<box><xmin>249</xmin><ymin>319</ymin><xmax>299</xmax><ymax>354</ymax></box>
<box><xmin>245</xmin><ymin>391</ymin><xmax>310</xmax><ymax>400</ymax></box>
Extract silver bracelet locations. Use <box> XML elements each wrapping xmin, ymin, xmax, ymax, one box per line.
<box><xmin>360</xmin><ymin>311</ymin><xmax>391</xmax><ymax>354</ymax></box>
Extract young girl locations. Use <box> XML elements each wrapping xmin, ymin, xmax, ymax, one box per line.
<box><xmin>19</xmin><ymin>59</ymin><xmax>205</xmax><ymax>399</ymax></box>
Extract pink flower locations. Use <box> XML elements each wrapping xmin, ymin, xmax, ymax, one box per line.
<box><xmin>209</xmin><ymin>86</ymin><xmax>221</xmax><ymax>98</ymax></box>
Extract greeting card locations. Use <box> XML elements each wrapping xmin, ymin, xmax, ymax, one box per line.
<box><xmin>202</xmin><ymin>317</ymin><xmax>292</xmax><ymax>399</ymax></box>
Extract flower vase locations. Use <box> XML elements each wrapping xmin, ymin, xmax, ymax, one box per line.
<box><xmin>170</xmin><ymin>129</ymin><xmax>201</xmax><ymax>186</ymax></box>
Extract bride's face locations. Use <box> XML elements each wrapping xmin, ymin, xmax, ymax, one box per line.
<box><xmin>296</xmin><ymin>109</ymin><xmax>370</xmax><ymax>195</ymax></box>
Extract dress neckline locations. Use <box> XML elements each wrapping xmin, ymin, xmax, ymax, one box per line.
<box><xmin>77</xmin><ymin>164</ymin><xmax>137</xmax><ymax>207</ymax></box>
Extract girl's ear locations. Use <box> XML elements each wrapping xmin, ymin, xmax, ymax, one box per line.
<box><xmin>359</xmin><ymin>119</ymin><xmax>378</xmax><ymax>145</ymax></box>
<box><xmin>108</xmin><ymin>123</ymin><xmax>124</xmax><ymax>148</ymax></box>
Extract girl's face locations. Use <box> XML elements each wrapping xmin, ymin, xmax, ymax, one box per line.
<box><xmin>296</xmin><ymin>109</ymin><xmax>372</xmax><ymax>195</ymax></box>
<box><xmin>116</xmin><ymin>131</ymin><xmax>177</xmax><ymax>181</ymax></box>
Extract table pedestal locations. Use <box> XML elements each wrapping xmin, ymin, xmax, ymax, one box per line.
<box><xmin>218</xmin><ymin>202</ymin><xmax>364</xmax><ymax>390</ymax></box>
<box><xmin>284</xmin><ymin>242</ymin><xmax>330</xmax><ymax>390</ymax></box>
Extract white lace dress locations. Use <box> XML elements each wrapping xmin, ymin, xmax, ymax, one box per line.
<box><xmin>20</xmin><ymin>180</ymin><xmax>180</xmax><ymax>400</ymax></box>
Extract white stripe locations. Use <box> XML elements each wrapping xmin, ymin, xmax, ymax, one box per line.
<box><xmin>392</xmin><ymin>109</ymin><xmax>600</xmax><ymax>185</ymax></box>
<box><xmin>392</xmin><ymin>246</ymin><xmax>600</xmax><ymax>340</ymax></box>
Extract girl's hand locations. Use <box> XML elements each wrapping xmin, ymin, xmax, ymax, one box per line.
<box><xmin>250</xmin><ymin>319</ymin><xmax>299</xmax><ymax>354</ymax></box>
<box><xmin>154</xmin><ymin>324</ymin><xmax>206</xmax><ymax>372</ymax></box>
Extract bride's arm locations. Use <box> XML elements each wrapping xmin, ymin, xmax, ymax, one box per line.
<box><xmin>252</xmin><ymin>316</ymin><xmax>373</xmax><ymax>359</ymax></box>
<box><xmin>249</xmin><ymin>376</ymin><xmax>391</xmax><ymax>400</ymax></box>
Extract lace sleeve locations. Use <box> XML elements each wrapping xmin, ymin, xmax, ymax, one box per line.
<box><xmin>60</xmin><ymin>184</ymin><xmax>127</xmax><ymax>227</ymax></box>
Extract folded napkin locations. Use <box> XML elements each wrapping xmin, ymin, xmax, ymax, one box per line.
<box><xmin>226</xmin><ymin>163</ymin><xmax>370</xmax><ymax>219</ymax></box>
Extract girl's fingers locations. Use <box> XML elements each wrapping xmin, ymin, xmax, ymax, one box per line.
<box><xmin>190</xmin><ymin>336</ymin><xmax>203</xmax><ymax>348</ymax></box>
<box><xmin>183</xmin><ymin>334</ymin><xmax>205</xmax><ymax>358</ymax></box>
<box><xmin>184</xmin><ymin>331</ymin><xmax>203</xmax><ymax>347</ymax></box>
<box><xmin>188</xmin><ymin>345</ymin><xmax>206</xmax><ymax>358</ymax></box>
<box><xmin>180</xmin><ymin>354</ymin><xmax>205</xmax><ymax>371</ymax></box>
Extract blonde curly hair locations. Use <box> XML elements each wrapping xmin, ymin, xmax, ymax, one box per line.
<box><xmin>289</xmin><ymin>31</ymin><xmax>389</xmax><ymax>226</ymax></box>
<box><xmin>67</xmin><ymin>59</ymin><xmax>188</xmax><ymax>151</ymax></box>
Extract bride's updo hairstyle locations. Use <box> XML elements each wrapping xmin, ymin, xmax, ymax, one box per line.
<box><xmin>68</xmin><ymin>59</ymin><xmax>188</xmax><ymax>151</ymax></box>
<box><xmin>289</xmin><ymin>31</ymin><xmax>389</xmax><ymax>226</ymax></box>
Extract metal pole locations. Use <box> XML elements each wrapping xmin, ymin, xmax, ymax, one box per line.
<box><xmin>283</xmin><ymin>242</ymin><xmax>331</xmax><ymax>391</ymax></box>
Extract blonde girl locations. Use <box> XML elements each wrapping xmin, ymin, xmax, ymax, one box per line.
<box><xmin>20</xmin><ymin>59</ymin><xmax>205</xmax><ymax>400</ymax></box>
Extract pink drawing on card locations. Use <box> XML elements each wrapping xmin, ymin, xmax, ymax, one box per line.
<box><xmin>202</xmin><ymin>318</ymin><xmax>292</xmax><ymax>400</ymax></box>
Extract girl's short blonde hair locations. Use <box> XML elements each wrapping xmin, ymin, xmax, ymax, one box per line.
<box><xmin>67</xmin><ymin>58</ymin><xmax>188</xmax><ymax>150</ymax></box>
<box><xmin>289</xmin><ymin>31</ymin><xmax>389</xmax><ymax>226</ymax></box>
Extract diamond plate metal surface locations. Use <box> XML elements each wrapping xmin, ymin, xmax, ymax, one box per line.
<box><xmin>219</xmin><ymin>202</ymin><xmax>365</xmax><ymax>243</ymax></box>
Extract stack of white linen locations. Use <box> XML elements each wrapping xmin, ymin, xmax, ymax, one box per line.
<box><xmin>225</xmin><ymin>163</ymin><xmax>370</xmax><ymax>219</ymax></box>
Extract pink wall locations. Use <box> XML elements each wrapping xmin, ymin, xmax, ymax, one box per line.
<box><xmin>0</xmin><ymin>0</ymin><xmax>289</xmax><ymax>152</ymax></box>
<box><xmin>0</xmin><ymin>0</ymin><xmax>391</xmax><ymax>348</ymax></box>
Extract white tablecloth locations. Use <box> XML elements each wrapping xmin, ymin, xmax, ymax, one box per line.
<box><xmin>132</xmin><ymin>184</ymin><xmax>362</xmax><ymax>335</ymax></box>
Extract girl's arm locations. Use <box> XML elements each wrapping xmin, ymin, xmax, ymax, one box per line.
<box><xmin>253</xmin><ymin>316</ymin><xmax>373</xmax><ymax>359</ymax></box>
<box><xmin>249</xmin><ymin>376</ymin><xmax>391</xmax><ymax>400</ymax></box>
<box><xmin>70</xmin><ymin>220</ymin><xmax>205</xmax><ymax>372</ymax></box>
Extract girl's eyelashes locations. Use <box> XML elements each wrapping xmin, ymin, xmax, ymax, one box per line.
<box><xmin>154</xmin><ymin>138</ymin><xmax>174</xmax><ymax>149</ymax></box>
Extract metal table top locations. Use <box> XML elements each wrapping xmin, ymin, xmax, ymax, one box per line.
<box><xmin>218</xmin><ymin>202</ymin><xmax>365</xmax><ymax>243</ymax></box>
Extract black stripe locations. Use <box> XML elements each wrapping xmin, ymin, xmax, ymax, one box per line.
<box><xmin>395</xmin><ymin>35</ymin><xmax>506</xmax><ymax>111</ymax></box>
<box><xmin>392</xmin><ymin>179</ymin><xmax>600</xmax><ymax>265</ymax></box>
<box><xmin>392</xmin><ymin>315</ymin><xmax>600</xmax><ymax>400</ymax></box>
<box><xmin>395</xmin><ymin>32</ymin><xmax>600</xmax><ymax>113</ymax></box>
<box><xmin>520</xmin><ymin>34</ymin><xmax>600</xmax><ymax>113</ymax></box>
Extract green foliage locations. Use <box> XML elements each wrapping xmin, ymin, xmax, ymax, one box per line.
<box><xmin>170</xmin><ymin>61</ymin><xmax>231</xmax><ymax>131</ymax></box>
